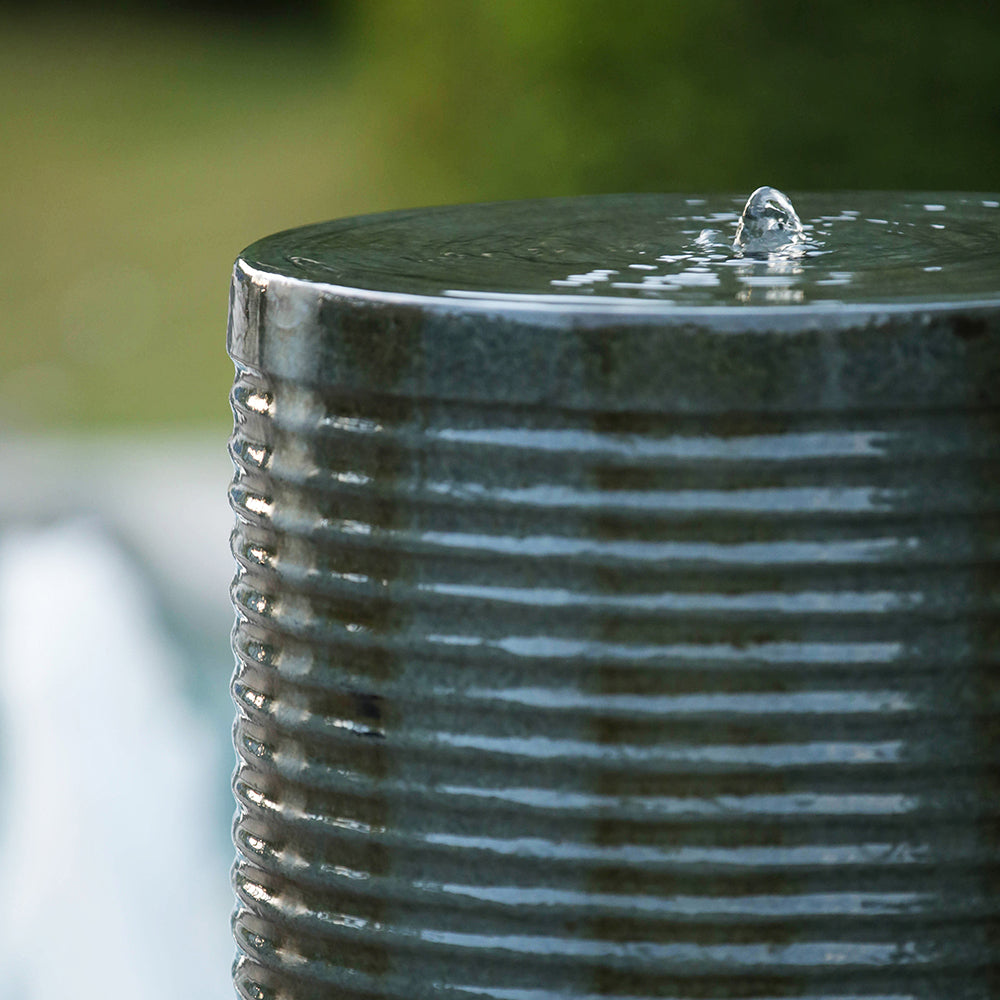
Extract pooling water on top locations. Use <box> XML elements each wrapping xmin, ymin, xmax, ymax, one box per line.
<box><xmin>248</xmin><ymin>192</ymin><xmax>1000</xmax><ymax>308</ymax></box>
<box><xmin>535</xmin><ymin>190</ymin><xmax>999</xmax><ymax>306</ymax></box>
<box><xmin>550</xmin><ymin>187</ymin><xmax>821</xmax><ymax>304</ymax></box>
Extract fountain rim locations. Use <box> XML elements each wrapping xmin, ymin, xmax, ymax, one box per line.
<box><xmin>236</xmin><ymin>192</ymin><xmax>1000</xmax><ymax>324</ymax></box>
<box><xmin>235</xmin><ymin>259</ymin><xmax>1000</xmax><ymax>330</ymax></box>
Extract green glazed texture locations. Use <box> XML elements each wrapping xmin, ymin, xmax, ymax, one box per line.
<box><xmin>228</xmin><ymin>195</ymin><xmax>1000</xmax><ymax>999</ymax></box>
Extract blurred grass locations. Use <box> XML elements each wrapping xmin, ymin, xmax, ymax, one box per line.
<box><xmin>2</xmin><ymin>2</ymin><xmax>998</xmax><ymax>430</ymax></box>
<box><xmin>0</xmin><ymin>16</ymin><xmax>403</xmax><ymax>431</ymax></box>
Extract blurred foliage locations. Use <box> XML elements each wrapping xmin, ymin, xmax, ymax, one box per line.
<box><xmin>1</xmin><ymin>0</ymin><xmax>998</xmax><ymax>429</ymax></box>
<box><xmin>353</xmin><ymin>0</ymin><xmax>1000</xmax><ymax>196</ymax></box>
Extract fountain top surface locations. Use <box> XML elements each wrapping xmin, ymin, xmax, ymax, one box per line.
<box><xmin>240</xmin><ymin>193</ymin><xmax>1000</xmax><ymax>315</ymax></box>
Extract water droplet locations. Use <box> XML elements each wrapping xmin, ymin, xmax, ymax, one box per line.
<box><xmin>733</xmin><ymin>186</ymin><xmax>805</xmax><ymax>254</ymax></box>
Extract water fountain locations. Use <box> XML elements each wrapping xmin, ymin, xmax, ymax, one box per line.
<box><xmin>227</xmin><ymin>190</ymin><xmax>1000</xmax><ymax>999</ymax></box>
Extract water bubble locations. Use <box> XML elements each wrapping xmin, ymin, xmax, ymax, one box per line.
<box><xmin>733</xmin><ymin>186</ymin><xmax>805</xmax><ymax>254</ymax></box>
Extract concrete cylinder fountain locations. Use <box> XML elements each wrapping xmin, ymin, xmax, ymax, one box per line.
<box><xmin>227</xmin><ymin>191</ymin><xmax>1000</xmax><ymax>999</ymax></box>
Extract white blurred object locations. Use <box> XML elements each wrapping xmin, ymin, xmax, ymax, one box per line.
<box><xmin>0</xmin><ymin>521</ymin><xmax>233</xmax><ymax>999</ymax></box>
<box><xmin>0</xmin><ymin>435</ymin><xmax>234</xmax><ymax>623</ymax></box>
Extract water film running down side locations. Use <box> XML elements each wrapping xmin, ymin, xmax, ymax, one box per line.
<box><xmin>245</xmin><ymin>192</ymin><xmax>1000</xmax><ymax>311</ymax></box>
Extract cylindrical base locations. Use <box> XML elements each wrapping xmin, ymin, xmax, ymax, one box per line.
<box><xmin>228</xmin><ymin>201</ymin><xmax>1000</xmax><ymax>999</ymax></box>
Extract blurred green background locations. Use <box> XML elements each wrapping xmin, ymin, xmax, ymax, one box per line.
<box><xmin>3</xmin><ymin>0</ymin><xmax>999</xmax><ymax>433</ymax></box>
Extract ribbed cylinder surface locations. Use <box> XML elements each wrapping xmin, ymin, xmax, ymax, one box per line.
<box><xmin>228</xmin><ymin>195</ymin><xmax>1000</xmax><ymax>999</ymax></box>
